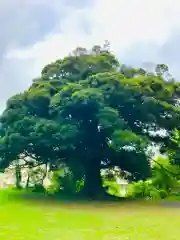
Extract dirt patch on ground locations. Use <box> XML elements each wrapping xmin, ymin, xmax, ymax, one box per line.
<box><xmin>160</xmin><ymin>202</ymin><xmax>180</xmax><ymax>208</ymax></box>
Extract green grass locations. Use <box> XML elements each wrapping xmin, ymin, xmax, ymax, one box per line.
<box><xmin>0</xmin><ymin>189</ymin><xmax>180</xmax><ymax>239</ymax></box>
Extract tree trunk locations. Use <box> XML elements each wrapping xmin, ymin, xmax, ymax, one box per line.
<box><xmin>26</xmin><ymin>171</ymin><xmax>30</xmax><ymax>188</ymax></box>
<box><xmin>82</xmin><ymin>161</ymin><xmax>103</xmax><ymax>198</ymax></box>
<box><xmin>15</xmin><ymin>164</ymin><xmax>22</xmax><ymax>189</ymax></box>
<box><xmin>41</xmin><ymin>163</ymin><xmax>48</xmax><ymax>185</ymax></box>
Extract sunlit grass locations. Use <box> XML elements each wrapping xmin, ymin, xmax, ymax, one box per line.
<box><xmin>0</xmin><ymin>189</ymin><xmax>179</xmax><ymax>239</ymax></box>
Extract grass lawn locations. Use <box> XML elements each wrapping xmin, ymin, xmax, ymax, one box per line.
<box><xmin>0</xmin><ymin>189</ymin><xmax>179</xmax><ymax>239</ymax></box>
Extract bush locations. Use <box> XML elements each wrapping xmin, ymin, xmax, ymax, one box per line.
<box><xmin>32</xmin><ymin>184</ymin><xmax>46</xmax><ymax>193</ymax></box>
<box><xmin>126</xmin><ymin>180</ymin><xmax>166</xmax><ymax>200</ymax></box>
<box><xmin>159</xmin><ymin>189</ymin><xmax>168</xmax><ymax>199</ymax></box>
<box><xmin>103</xmin><ymin>180</ymin><xmax>121</xmax><ymax>197</ymax></box>
<box><xmin>152</xmin><ymin>155</ymin><xmax>179</xmax><ymax>193</ymax></box>
<box><xmin>76</xmin><ymin>178</ymin><xmax>84</xmax><ymax>193</ymax></box>
<box><xmin>46</xmin><ymin>183</ymin><xmax>59</xmax><ymax>195</ymax></box>
<box><xmin>60</xmin><ymin>173</ymin><xmax>77</xmax><ymax>194</ymax></box>
<box><xmin>46</xmin><ymin>170</ymin><xmax>62</xmax><ymax>194</ymax></box>
<box><xmin>47</xmin><ymin>168</ymin><xmax>84</xmax><ymax>195</ymax></box>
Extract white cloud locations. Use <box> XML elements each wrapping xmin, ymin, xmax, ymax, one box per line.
<box><xmin>0</xmin><ymin>0</ymin><xmax>70</xmax><ymax>110</ymax></box>
<box><xmin>5</xmin><ymin>0</ymin><xmax>180</xmax><ymax>95</ymax></box>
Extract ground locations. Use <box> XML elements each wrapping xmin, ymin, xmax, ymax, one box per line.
<box><xmin>0</xmin><ymin>190</ymin><xmax>179</xmax><ymax>239</ymax></box>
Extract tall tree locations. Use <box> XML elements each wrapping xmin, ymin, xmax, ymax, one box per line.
<box><xmin>0</xmin><ymin>44</ymin><xmax>180</xmax><ymax>197</ymax></box>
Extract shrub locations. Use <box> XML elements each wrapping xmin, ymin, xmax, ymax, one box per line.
<box><xmin>46</xmin><ymin>170</ymin><xmax>62</xmax><ymax>194</ymax></box>
<box><xmin>76</xmin><ymin>178</ymin><xmax>84</xmax><ymax>193</ymax></box>
<box><xmin>152</xmin><ymin>155</ymin><xmax>180</xmax><ymax>194</ymax></box>
<box><xmin>103</xmin><ymin>180</ymin><xmax>121</xmax><ymax>197</ymax></box>
<box><xmin>126</xmin><ymin>180</ymin><xmax>165</xmax><ymax>200</ymax></box>
<box><xmin>47</xmin><ymin>168</ymin><xmax>84</xmax><ymax>195</ymax></box>
<box><xmin>159</xmin><ymin>189</ymin><xmax>168</xmax><ymax>199</ymax></box>
<box><xmin>60</xmin><ymin>173</ymin><xmax>77</xmax><ymax>194</ymax></box>
<box><xmin>32</xmin><ymin>184</ymin><xmax>46</xmax><ymax>193</ymax></box>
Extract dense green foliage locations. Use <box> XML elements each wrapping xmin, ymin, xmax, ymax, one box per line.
<box><xmin>1</xmin><ymin>44</ymin><xmax>180</xmax><ymax>197</ymax></box>
<box><xmin>126</xmin><ymin>155</ymin><xmax>180</xmax><ymax>199</ymax></box>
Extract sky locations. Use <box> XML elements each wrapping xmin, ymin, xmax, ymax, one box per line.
<box><xmin>1</xmin><ymin>0</ymin><xmax>180</xmax><ymax>110</ymax></box>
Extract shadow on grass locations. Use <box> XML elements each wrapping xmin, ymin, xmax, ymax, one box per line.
<box><xmin>0</xmin><ymin>188</ymin><xmax>134</xmax><ymax>207</ymax></box>
<box><xmin>4</xmin><ymin>188</ymin><xmax>180</xmax><ymax>208</ymax></box>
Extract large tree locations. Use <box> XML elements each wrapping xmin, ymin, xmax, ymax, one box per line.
<box><xmin>0</xmin><ymin>44</ymin><xmax>180</xmax><ymax>197</ymax></box>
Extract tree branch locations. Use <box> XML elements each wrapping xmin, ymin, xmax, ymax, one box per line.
<box><xmin>153</xmin><ymin>159</ymin><xmax>180</xmax><ymax>177</ymax></box>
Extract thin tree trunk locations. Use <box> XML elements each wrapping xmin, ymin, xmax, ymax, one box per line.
<box><xmin>15</xmin><ymin>164</ymin><xmax>21</xmax><ymax>189</ymax></box>
<box><xmin>26</xmin><ymin>171</ymin><xmax>30</xmax><ymax>188</ymax></box>
<box><xmin>41</xmin><ymin>163</ymin><xmax>48</xmax><ymax>185</ymax></box>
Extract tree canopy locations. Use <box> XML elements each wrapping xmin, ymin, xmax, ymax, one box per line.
<box><xmin>1</xmin><ymin>44</ymin><xmax>180</xmax><ymax>197</ymax></box>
